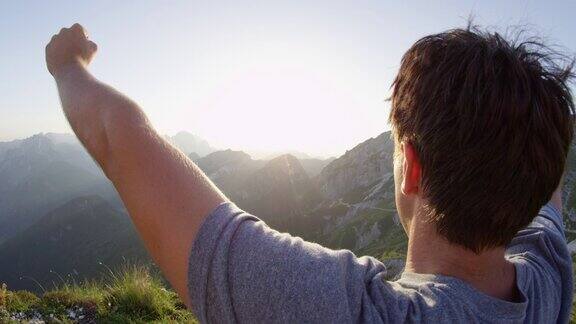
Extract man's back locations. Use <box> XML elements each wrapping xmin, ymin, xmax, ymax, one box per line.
<box><xmin>188</xmin><ymin>202</ymin><xmax>572</xmax><ymax>323</ymax></box>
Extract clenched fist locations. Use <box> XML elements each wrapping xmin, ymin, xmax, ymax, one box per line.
<box><xmin>45</xmin><ymin>23</ymin><xmax>97</xmax><ymax>77</ymax></box>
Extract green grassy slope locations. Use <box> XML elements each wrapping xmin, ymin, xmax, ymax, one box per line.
<box><xmin>0</xmin><ymin>265</ymin><xmax>197</xmax><ymax>323</ymax></box>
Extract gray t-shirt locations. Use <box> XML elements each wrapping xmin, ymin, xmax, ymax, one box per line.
<box><xmin>188</xmin><ymin>202</ymin><xmax>573</xmax><ymax>323</ymax></box>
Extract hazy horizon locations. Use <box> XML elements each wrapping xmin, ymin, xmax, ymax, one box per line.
<box><xmin>0</xmin><ymin>129</ymin><xmax>339</xmax><ymax>159</ymax></box>
<box><xmin>2</xmin><ymin>0</ymin><xmax>575</xmax><ymax>157</ymax></box>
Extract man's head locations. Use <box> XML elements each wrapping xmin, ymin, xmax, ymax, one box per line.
<box><xmin>390</xmin><ymin>27</ymin><xmax>575</xmax><ymax>253</ymax></box>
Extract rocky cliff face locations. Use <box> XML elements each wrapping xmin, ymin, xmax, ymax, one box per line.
<box><xmin>187</xmin><ymin>132</ymin><xmax>403</xmax><ymax>251</ymax></box>
<box><xmin>189</xmin><ymin>132</ymin><xmax>404</xmax><ymax>258</ymax></box>
<box><xmin>307</xmin><ymin>132</ymin><xmax>404</xmax><ymax>258</ymax></box>
<box><xmin>318</xmin><ymin>132</ymin><xmax>394</xmax><ymax>202</ymax></box>
<box><xmin>561</xmin><ymin>141</ymin><xmax>576</xmax><ymax>243</ymax></box>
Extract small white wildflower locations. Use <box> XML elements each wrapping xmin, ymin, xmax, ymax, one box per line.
<box><xmin>67</xmin><ymin>309</ymin><xmax>77</xmax><ymax>319</ymax></box>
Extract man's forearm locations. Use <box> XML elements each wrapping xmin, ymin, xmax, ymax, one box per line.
<box><xmin>55</xmin><ymin>64</ymin><xmax>150</xmax><ymax>178</ymax></box>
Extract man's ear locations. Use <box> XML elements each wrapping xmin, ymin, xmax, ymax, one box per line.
<box><xmin>401</xmin><ymin>141</ymin><xmax>421</xmax><ymax>195</ymax></box>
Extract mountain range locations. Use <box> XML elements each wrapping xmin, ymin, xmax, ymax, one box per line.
<box><xmin>0</xmin><ymin>131</ymin><xmax>574</xmax><ymax>292</ymax></box>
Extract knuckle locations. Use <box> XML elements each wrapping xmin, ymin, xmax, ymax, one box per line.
<box><xmin>72</xmin><ymin>23</ymin><xmax>85</xmax><ymax>34</ymax></box>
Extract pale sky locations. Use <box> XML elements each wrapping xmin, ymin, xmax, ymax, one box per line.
<box><xmin>1</xmin><ymin>0</ymin><xmax>575</xmax><ymax>157</ymax></box>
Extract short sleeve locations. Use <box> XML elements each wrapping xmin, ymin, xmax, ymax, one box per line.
<box><xmin>187</xmin><ymin>202</ymin><xmax>391</xmax><ymax>323</ymax></box>
<box><xmin>507</xmin><ymin>202</ymin><xmax>569</xmax><ymax>263</ymax></box>
<box><xmin>506</xmin><ymin>202</ymin><xmax>573</xmax><ymax>324</ymax></box>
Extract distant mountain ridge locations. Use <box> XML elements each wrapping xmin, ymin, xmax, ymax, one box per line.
<box><xmin>5</xmin><ymin>129</ymin><xmax>572</xmax><ymax>293</ymax></box>
<box><xmin>0</xmin><ymin>134</ymin><xmax>113</xmax><ymax>243</ymax></box>
<box><xmin>0</xmin><ymin>131</ymin><xmax>350</xmax><ymax>291</ymax></box>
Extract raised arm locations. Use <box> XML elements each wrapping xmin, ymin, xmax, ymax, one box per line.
<box><xmin>45</xmin><ymin>24</ymin><xmax>227</xmax><ymax>306</ymax></box>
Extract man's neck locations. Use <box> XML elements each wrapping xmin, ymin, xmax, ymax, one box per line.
<box><xmin>404</xmin><ymin>213</ymin><xmax>519</xmax><ymax>302</ymax></box>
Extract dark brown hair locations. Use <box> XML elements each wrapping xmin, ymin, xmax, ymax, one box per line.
<box><xmin>390</xmin><ymin>26</ymin><xmax>575</xmax><ymax>252</ymax></box>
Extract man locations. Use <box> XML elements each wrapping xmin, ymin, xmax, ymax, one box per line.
<box><xmin>45</xmin><ymin>23</ymin><xmax>573</xmax><ymax>323</ymax></box>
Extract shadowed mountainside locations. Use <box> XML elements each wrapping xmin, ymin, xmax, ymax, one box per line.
<box><xmin>0</xmin><ymin>196</ymin><xmax>147</xmax><ymax>292</ymax></box>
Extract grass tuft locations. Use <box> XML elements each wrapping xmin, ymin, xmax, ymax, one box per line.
<box><xmin>0</xmin><ymin>264</ymin><xmax>197</xmax><ymax>323</ymax></box>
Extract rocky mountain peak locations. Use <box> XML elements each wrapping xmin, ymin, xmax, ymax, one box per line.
<box><xmin>0</xmin><ymin>134</ymin><xmax>59</xmax><ymax>189</ymax></box>
<box><xmin>195</xmin><ymin>149</ymin><xmax>253</xmax><ymax>175</ymax></box>
<box><xmin>12</xmin><ymin>134</ymin><xmax>56</xmax><ymax>156</ymax></box>
<box><xmin>318</xmin><ymin>131</ymin><xmax>393</xmax><ymax>201</ymax></box>
<box><xmin>261</xmin><ymin>154</ymin><xmax>307</xmax><ymax>178</ymax></box>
